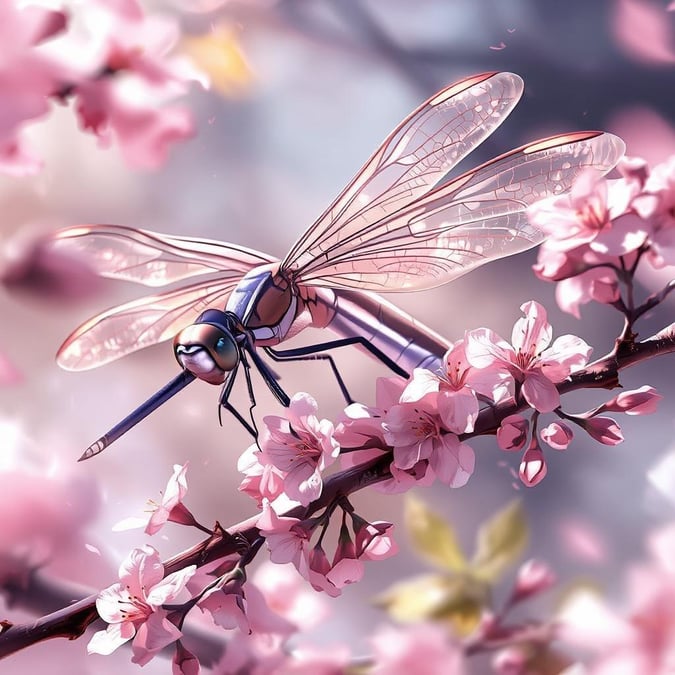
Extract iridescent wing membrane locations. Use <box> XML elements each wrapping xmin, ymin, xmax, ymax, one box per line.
<box><xmin>52</xmin><ymin>226</ymin><xmax>276</xmax><ymax>370</ymax></box>
<box><xmin>53</xmin><ymin>71</ymin><xmax>625</xmax><ymax>371</ymax></box>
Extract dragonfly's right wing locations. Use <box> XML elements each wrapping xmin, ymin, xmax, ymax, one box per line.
<box><xmin>51</xmin><ymin>225</ymin><xmax>275</xmax><ymax>287</ymax></box>
<box><xmin>282</xmin><ymin>72</ymin><xmax>524</xmax><ymax>272</ymax></box>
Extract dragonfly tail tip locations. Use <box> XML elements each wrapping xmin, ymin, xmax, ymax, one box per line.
<box><xmin>77</xmin><ymin>439</ymin><xmax>106</xmax><ymax>462</ymax></box>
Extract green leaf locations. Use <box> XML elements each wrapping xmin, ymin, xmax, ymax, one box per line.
<box><xmin>471</xmin><ymin>498</ymin><xmax>528</xmax><ymax>582</ymax></box>
<box><xmin>404</xmin><ymin>494</ymin><xmax>468</xmax><ymax>572</ymax></box>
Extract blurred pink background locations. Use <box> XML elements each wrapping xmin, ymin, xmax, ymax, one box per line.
<box><xmin>1</xmin><ymin>0</ymin><xmax>674</xmax><ymax>671</ymax></box>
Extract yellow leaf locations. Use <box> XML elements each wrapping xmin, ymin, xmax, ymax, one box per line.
<box><xmin>471</xmin><ymin>499</ymin><xmax>528</xmax><ymax>582</ymax></box>
<box><xmin>375</xmin><ymin>574</ymin><xmax>456</xmax><ymax>623</ymax></box>
<box><xmin>375</xmin><ymin>572</ymin><xmax>490</xmax><ymax>636</ymax></box>
<box><xmin>181</xmin><ymin>24</ymin><xmax>253</xmax><ymax>97</ymax></box>
<box><xmin>404</xmin><ymin>494</ymin><xmax>468</xmax><ymax>572</ymax></box>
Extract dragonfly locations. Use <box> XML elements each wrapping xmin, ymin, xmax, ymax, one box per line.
<box><xmin>51</xmin><ymin>71</ymin><xmax>625</xmax><ymax>461</ymax></box>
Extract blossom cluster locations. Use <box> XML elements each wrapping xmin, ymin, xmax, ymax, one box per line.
<box><xmin>0</xmin><ymin>0</ymin><xmax>203</xmax><ymax>175</ymax></box>
<box><xmin>530</xmin><ymin>156</ymin><xmax>675</xmax><ymax>317</ymax></box>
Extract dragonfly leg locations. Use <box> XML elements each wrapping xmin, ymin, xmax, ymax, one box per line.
<box><xmin>264</xmin><ymin>337</ymin><xmax>409</xmax><ymax>405</ymax></box>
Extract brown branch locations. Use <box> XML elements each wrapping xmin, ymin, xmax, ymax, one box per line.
<box><xmin>1</xmin><ymin>324</ymin><xmax>674</xmax><ymax>660</ymax></box>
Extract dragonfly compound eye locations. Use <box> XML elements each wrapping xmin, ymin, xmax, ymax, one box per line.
<box><xmin>173</xmin><ymin>323</ymin><xmax>239</xmax><ymax>384</ymax></box>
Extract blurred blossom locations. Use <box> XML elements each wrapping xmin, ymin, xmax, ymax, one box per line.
<box><xmin>0</xmin><ymin>463</ymin><xmax>101</xmax><ymax>579</ymax></box>
<box><xmin>492</xmin><ymin>646</ymin><xmax>528</xmax><ymax>675</ymax></box>
<box><xmin>0</xmin><ymin>0</ymin><xmax>204</xmax><ymax>174</ymax></box>
<box><xmin>558</xmin><ymin>518</ymin><xmax>608</xmax><ymax>564</ymax></box>
<box><xmin>172</xmin><ymin>641</ymin><xmax>199</xmax><ymax>675</ymax></box>
<box><xmin>610</xmin><ymin>108</ymin><xmax>675</xmax><ymax>166</ymax></box>
<box><xmin>559</xmin><ymin>523</ymin><xmax>675</xmax><ymax>673</ymax></box>
<box><xmin>0</xmin><ymin>351</ymin><xmax>22</xmax><ymax>385</ymax></box>
<box><xmin>369</xmin><ymin>623</ymin><xmax>465</xmax><ymax>675</ymax></box>
<box><xmin>611</xmin><ymin>0</ymin><xmax>675</xmax><ymax>65</ymax></box>
<box><xmin>512</xmin><ymin>559</ymin><xmax>556</xmax><ymax>601</ymax></box>
<box><xmin>0</xmin><ymin>226</ymin><xmax>104</xmax><ymax>302</ymax></box>
<box><xmin>252</xmin><ymin>561</ymin><xmax>329</xmax><ymax>630</ymax></box>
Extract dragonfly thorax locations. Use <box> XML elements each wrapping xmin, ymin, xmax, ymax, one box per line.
<box><xmin>173</xmin><ymin>309</ymin><xmax>240</xmax><ymax>385</ymax></box>
<box><xmin>225</xmin><ymin>265</ymin><xmax>298</xmax><ymax>345</ymax></box>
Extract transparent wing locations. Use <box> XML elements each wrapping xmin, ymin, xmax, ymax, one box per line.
<box><xmin>51</xmin><ymin>225</ymin><xmax>275</xmax><ymax>287</ymax></box>
<box><xmin>57</xmin><ymin>278</ymin><xmax>252</xmax><ymax>371</ymax></box>
<box><xmin>287</xmin><ymin>131</ymin><xmax>625</xmax><ymax>291</ymax></box>
<box><xmin>282</xmin><ymin>72</ymin><xmax>524</xmax><ymax>271</ymax></box>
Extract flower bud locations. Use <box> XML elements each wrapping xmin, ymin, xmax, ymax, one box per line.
<box><xmin>582</xmin><ymin>416</ymin><xmax>623</xmax><ymax>445</ymax></box>
<box><xmin>597</xmin><ymin>385</ymin><xmax>662</xmax><ymax>415</ymax></box>
<box><xmin>513</xmin><ymin>559</ymin><xmax>556</xmax><ymax>601</ymax></box>
<box><xmin>540</xmin><ymin>421</ymin><xmax>573</xmax><ymax>450</ymax></box>
<box><xmin>519</xmin><ymin>442</ymin><xmax>547</xmax><ymax>487</ymax></box>
<box><xmin>498</xmin><ymin>414</ymin><xmax>529</xmax><ymax>451</ymax></box>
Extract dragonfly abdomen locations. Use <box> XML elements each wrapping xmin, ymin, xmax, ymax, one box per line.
<box><xmin>312</xmin><ymin>287</ymin><xmax>449</xmax><ymax>375</ymax></box>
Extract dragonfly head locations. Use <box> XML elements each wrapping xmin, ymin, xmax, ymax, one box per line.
<box><xmin>173</xmin><ymin>310</ymin><xmax>240</xmax><ymax>385</ymax></box>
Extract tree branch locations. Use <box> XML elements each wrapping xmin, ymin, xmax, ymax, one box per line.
<box><xmin>1</xmin><ymin>325</ymin><xmax>674</xmax><ymax>660</ymax></box>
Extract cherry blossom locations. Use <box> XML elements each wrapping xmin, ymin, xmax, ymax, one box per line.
<box><xmin>145</xmin><ymin>462</ymin><xmax>198</xmax><ymax>535</ymax></box>
<box><xmin>257</xmin><ymin>500</ymin><xmax>311</xmax><ymax>577</ymax></box>
<box><xmin>401</xmin><ymin>340</ymin><xmax>508</xmax><ymax>434</ymax></box>
<box><xmin>260</xmin><ymin>393</ymin><xmax>340</xmax><ymax>506</ymax></box>
<box><xmin>466</xmin><ymin>301</ymin><xmax>592</xmax><ymax>412</ymax></box>
<box><xmin>237</xmin><ymin>443</ymin><xmax>285</xmax><ymax>507</ymax></box>
<box><xmin>88</xmin><ymin>545</ymin><xmax>195</xmax><ymax>665</ymax></box>
<box><xmin>384</xmin><ymin>393</ymin><xmax>475</xmax><ymax>487</ymax></box>
<box><xmin>528</xmin><ymin>169</ymin><xmax>644</xmax><ymax>256</ymax></box>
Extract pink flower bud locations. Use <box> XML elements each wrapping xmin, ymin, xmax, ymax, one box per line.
<box><xmin>583</xmin><ymin>416</ymin><xmax>624</xmax><ymax>445</ymax></box>
<box><xmin>513</xmin><ymin>559</ymin><xmax>556</xmax><ymax>601</ymax></box>
<box><xmin>519</xmin><ymin>443</ymin><xmax>547</xmax><ymax>487</ymax></box>
<box><xmin>497</xmin><ymin>414</ymin><xmax>529</xmax><ymax>451</ymax></box>
<box><xmin>492</xmin><ymin>646</ymin><xmax>528</xmax><ymax>675</ymax></box>
<box><xmin>540</xmin><ymin>421</ymin><xmax>573</xmax><ymax>450</ymax></box>
<box><xmin>597</xmin><ymin>385</ymin><xmax>662</xmax><ymax>415</ymax></box>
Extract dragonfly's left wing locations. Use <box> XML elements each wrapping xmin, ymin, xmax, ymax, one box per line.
<box><xmin>284</xmin><ymin>131</ymin><xmax>625</xmax><ymax>292</ymax></box>
<box><xmin>51</xmin><ymin>225</ymin><xmax>275</xmax><ymax>287</ymax></box>
<box><xmin>52</xmin><ymin>225</ymin><xmax>277</xmax><ymax>370</ymax></box>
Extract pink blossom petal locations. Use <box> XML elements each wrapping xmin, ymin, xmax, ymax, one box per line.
<box><xmin>437</xmin><ymin>388</ymin><xmax>479</xmax><ymax>434</ymax></box>
<box><xmin>88</xmin><ymin>621</ymin><xmax>135</xmax><ymax>655</ymax></box>
<box><xmin>145</xmin><ymin>565</ymin><xmax>196</xmax><ymax>606</ymax></box>
<box><xmin>131</xmin><ymin>610</ymin><xmax>183</xmax><ymax>666</ymax></box>
<box><xmin>522</xmin><ymin>372</ymin><xmax>561</xmax><ymax>412</ymax></box>
<box><xmin>511</xmin><ymin>301</ymin><xmax>552</xmax><ymax>354</ymax></box>
<box><xmin>119</xmin><ymin>545</ymin><xmax>164</xmax><ymax>596</ymax></box>
<box><xmin>173</xmin><ymin>642</ymin><xmax>200</xmax><ymax>675</ymax></box>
